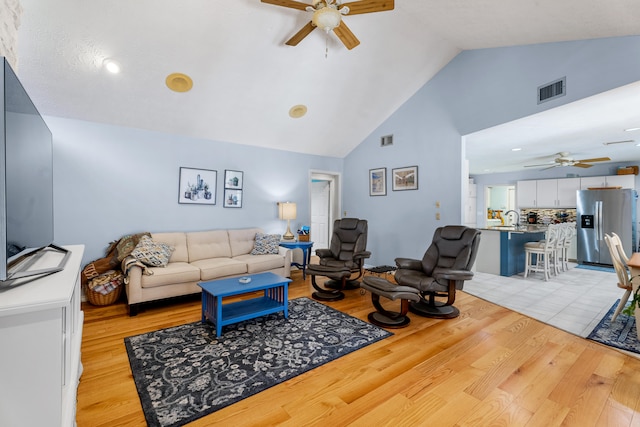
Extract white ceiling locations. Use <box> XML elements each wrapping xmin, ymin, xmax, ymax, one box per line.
<box><xmin>13</xmin><ymin>0</ymin><xmax>640</xmax><ymax>163</ymax></box>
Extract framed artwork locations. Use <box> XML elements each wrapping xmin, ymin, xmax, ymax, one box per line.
<box><xmin>224</xmin><ymin>170</ymin><xmax>244</xmax><ymax>189</ymax></box>
<box><xmin>369</xmin><ymin>167</ymin><xmax>387</xmax><ymax>196</ymax></box>
<box><xmin>392</xmin><ymin>166</ymin><xmax>418</xmax><ymax>191</ymax></box>
<box><xmin>178</xmin><ymin>167</ymin><xmax>217</xmax><ymax>205</ymax></box>
<box><xmin>224</xmin><ymin>189</ymin><xmax>243</xmax><ymax>208</ymax></box>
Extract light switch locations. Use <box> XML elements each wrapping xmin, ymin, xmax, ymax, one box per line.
<box><xmin>436</xmin><ymin>213</ymin><xmax>441</xmax><ymax>220</ymax></box>
<box><xmin>435</xmin><ymin>201</ymin><xmax>440</xmax><ymax>208</ymax></box>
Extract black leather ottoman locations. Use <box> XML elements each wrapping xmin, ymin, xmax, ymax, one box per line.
<box><xmin>360</xmin><ymin>276</ymin><xmax>421</xmax><ymax>328</ymax></box>
<box><xmin>306</xmin><ymin>264</ymin><xmax>352</xmax><ymax>301</ymax></box>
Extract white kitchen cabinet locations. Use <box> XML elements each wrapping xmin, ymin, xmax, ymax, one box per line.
<box><xmin>605</xmin><ymin>174</ymin><xmax>635</xmax><ymax>189</ymax></box>
<box><xmin>0</xmin><ymin>245</ymin><xmax>84</xmax><ymax>427</ymax></box>
<box><xmin>556</xmin><ymin>177</ymin><xmax>581</xmax><ymax>206</ymax></box>
<box><xmin>536</xmin><ymin>179</ymin><xmax>558</xmax><ymax>207</ymax></box>
<box><xmin>580</xmin><ymin>174</ymin><xmax>635</xmax><ymax>189</ymax></box>
<box><xmin>517</xmin><ymin>180</ymin><xmax>537</xmax><ymax>207</ymax></box>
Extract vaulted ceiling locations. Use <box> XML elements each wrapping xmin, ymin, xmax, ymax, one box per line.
<box><xmin>13</xmin><ymin>0</ymin><xmax>640</xmax><ymax>164</ymax></box>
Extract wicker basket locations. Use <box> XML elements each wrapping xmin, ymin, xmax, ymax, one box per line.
<box><xmin>298</xmin><ymin>234</ymin><xmax>310</xmax><ymax>242</ymax></box>
<box><xmin>85</xmin><ymin>270</ymin><xmax>124</xmax><ymax>306</ymax></box>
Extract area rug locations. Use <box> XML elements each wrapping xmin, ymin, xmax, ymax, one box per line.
<box><xmin>124</xmin><ymin>297</ymin><xmax>392</xmax><ymax>427</ymax></box>
<box><xmin>576</xmin><ymin>264</ymin><xmax>615</xmax><ymax>273</ymax></box>
<box><xmin>587</xmin><ymin>299</ymin><xmax>640</xmax><ymax>354</ymax></box>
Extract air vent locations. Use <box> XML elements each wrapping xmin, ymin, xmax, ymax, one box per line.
<box><xmin>538</xmin><ymin>77</ymin><xmax>565</xmax><ymax>104</ymax></box>
<box><xmin>380</xmin><ymin>134</ymin><xmax>393</xmax><ymax>147</ymax></box>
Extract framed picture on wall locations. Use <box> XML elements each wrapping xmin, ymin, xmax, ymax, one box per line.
<box><xmin>224</xmin><ymin>189</ymin><xmax>243</xmax><ymax>208</ymax></box>
<box><xmin>178</xmin><ymin>167</ymin><xmax>217</xmax><ymax>205</ymax></box>
<box><xmin>369</xmin><ymin>167</ymin><xmax>387</xmax><ymax>196</ymax></box>
<box><xmin>392</xmin><ymin>166</ymin><xmax>418</xmax><ymax>191</ymax></box>
<box><xmin>224</xmin><ymin>170</ymin><xmax>243</xmax><ymax>189</ymax></box>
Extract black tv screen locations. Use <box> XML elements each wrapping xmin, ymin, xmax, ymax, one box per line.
<box><xmin>1</xmin><ymin>58</ymin><xmax>56</xmax><ymax>281</ymax></box>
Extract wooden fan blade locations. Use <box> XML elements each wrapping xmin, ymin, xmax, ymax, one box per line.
<box><xmin>343</xmin><ymin>0</ymin><xmax>394</xmax><ymax>15</ymax></box>
<box><xmin>334</xmin><ymin>22</ymin><xmax>360</xmax><ymax>50</ymax></box>
<box><xmin>575</xmin><ymin>157</ymin><xmax>611</xmax><ymax>163</ymax></box>
<box><xmin>261</xmin><ymin>0</ymin><xmax>310</xmax><ymax>11</ymax></box>
<box><xmin>573</xmin><ymin>163</ymin><xmax>593</xmax><ymax>168</ymax></box>
<box><xmin>286</xmin><ymin>22</ymin><xmax>316</xmax><ymax>46</ymax></box>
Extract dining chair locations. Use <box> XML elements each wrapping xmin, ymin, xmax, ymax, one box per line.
<box><xmin>524</xmin><ymin>224</ymin><xmax>559</xmax><ymax>281</ymax></box>
<box><xmin>604</xmin><ymin>233</ymin><xmax>633</xmax><ymax>322</ymax></box>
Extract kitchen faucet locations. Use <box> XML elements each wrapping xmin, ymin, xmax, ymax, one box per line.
<box><xmin>504</xmin><ymin>210</ymin><xmax>521</xmax><ymax>228</ymax></box>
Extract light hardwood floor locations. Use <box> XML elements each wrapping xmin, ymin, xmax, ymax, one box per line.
<box><xmin>77</xmin><ymin>270</ymin><xmax>640</xmax><ymax>426</ymax></box>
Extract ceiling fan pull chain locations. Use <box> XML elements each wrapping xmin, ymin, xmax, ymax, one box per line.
<box><xmin>325</xmin><ymin>31</ymin><xmax>329</xmax><ymax>58</ymax></box>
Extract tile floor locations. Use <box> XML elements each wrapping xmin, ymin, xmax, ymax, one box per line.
<box><xmin>464</xmin><ymin>262</ymin><xmax>624</xmax><ymax>337</ymax></box>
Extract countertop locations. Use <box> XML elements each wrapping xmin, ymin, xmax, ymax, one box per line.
<box><xmin>481</xmin><ymin>225</ymin><xmax>549</xmax><ymax>233</ymax></box>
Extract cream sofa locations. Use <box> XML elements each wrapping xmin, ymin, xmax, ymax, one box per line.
<box><xmin>125</xmin><ymin>228</ymin><xmax>291</xmax><ymax>315</ymax></box>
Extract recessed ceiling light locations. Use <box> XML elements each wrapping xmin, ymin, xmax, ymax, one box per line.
<box><xmin>511</xmin><ymin>148</ymin><xmax>522</xmax><ymax>152</ymax></box>
<box><xmin>165</xmin><ymin>73</ymin><xmax>193</xmax><ymax>92</ymax></box>
<box><xmin>289</xmin><ymin>104</ymin><xmax>307</xmax><ymax>118</ymax></box>
<box><xmin>102</xmin><ymin>58</ymin><xmax>121</xmax><ymax>74</ymax></box>
<box><xmin>625</xmin><ymin>127</ymin><xmax>640</xmax><ymax>132</ymax></box>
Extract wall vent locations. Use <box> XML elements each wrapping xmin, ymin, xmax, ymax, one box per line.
<box><xmin>538</xmin><ymin>77</ymin><xmax>566</xmax><ymax>104</ymax></box>
<box><xmin>380</xmin><ymin>134</ymin><xmax>393</xmax><ymax>147</ymax></box>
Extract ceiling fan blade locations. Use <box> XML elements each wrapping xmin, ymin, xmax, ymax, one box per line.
<box><xmin>342</xmin><ymin>0</ymin><xmax>394</xmax><ymax>15</ymax></box>
<box><xmin>524</xmin><ymin>163</ymin><xmax>554</xmax><ymax>168</ymax></box>
<box><xmin>333</xmin><ymin>22</ymin><xmax>360</xmax><ymax>49</ymax></box>
<box><xmin>574</xmin><ymin>157</ymin><xmax>611</xmax><ymax>163</ymax></box>
<box><xmin>573</xmin><ymin>163</ymin><xmax>593</xmax><ymax>168</ymax></box>
<box><xmin>286</xmin><ymin>21</ymin><xmax>316</xmax><ymax>46</ymax></box>
<box><xmin>261</xmin><ymin>0</ymin><xmax>311</xmax><ymax>11</ymax></box>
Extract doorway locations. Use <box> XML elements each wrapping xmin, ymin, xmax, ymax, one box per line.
<box><xmin>309</xmin><ymin>171</ymin><xmax>341</xmax><ymax>250</ymax></box>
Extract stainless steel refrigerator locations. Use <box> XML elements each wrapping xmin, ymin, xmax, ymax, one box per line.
<box><xmin>577</xmin><ymin>189</ymin><xmax>637</xmax><ymax>265</ymax></box>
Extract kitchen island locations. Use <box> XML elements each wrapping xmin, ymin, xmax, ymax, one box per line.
<box><xmin>475</xmin><ymin>226</ymin><xmax>547</xmax><ymax>276</ymax></box>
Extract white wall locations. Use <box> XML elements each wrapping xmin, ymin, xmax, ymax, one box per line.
<box><xmin>48</xmin><ymin>117</ymin><xmax>342</xmax><ymax>264</ymax></box>
<box><xmin>344</xmin><ymin>36</ymin><xmax>640</xmax><ymax>266</ymax></box>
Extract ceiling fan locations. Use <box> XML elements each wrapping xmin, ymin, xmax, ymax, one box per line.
<box><xmin>261</xmin><ymin>0</ymin><xmax>395</xmax><ymax>50</ymax></box>
<box><xmin>524</xmin><ymin>152</ymin><xmax>611</xmax><ymax>171</ymax></box>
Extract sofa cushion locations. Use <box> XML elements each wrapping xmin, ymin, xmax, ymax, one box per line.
<box><xmin>234</xmin><ymin>254</ymin><xmax>285</xmax><ymax>274</ymax></box>
<box><xmin>151</xmin><ymin>232</ymin><xmax>188</xmax><ymax>263</ymax></box>
<box><xmin>131</xmin><ymin>235</ymin><xmax>174</xmax><ymax>267</ymax></box>
<box><xmin>228</xmin><ymin>228</ymin><xmax>262</xmax><ymax>257</ymax></box>
<box><xmin>187</xmin><ymin>230</ymin><xmax>231</xmax><ymax>262</ymax></box>
<box><xmin>191</xmin><ymin>258</ymin><xmax>247</xmax><ymax>281</ymax></box>
<box><xmin>250</xmin><ymin>233</ymin><xmax>281</xmax><ymax>255</ymax></box>
<box><xmin>140</xmin><ymin>262</ymin><xmax>201</xmax><ymax>288</ymax></box>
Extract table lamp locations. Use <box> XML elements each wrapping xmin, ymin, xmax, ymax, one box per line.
<box><xmin>278</xmin><ymin>202</ymin><xmax>297</xmax><ymax>240</ymax></box>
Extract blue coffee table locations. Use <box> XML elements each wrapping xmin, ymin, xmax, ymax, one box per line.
<box><xmin>198</xmin><ymin>272</ymin><xmax>291</xmax><ymax>337</ymax></box>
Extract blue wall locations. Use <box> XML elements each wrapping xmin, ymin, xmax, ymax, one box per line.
<box><xmin>48</xmin><ymin>117</ymin><xmax>342</xmax><ymax>264</ymax></box>
<box><xmin>343</xmin><ymin>36</ymin><xmax>640</xmax><ymax>266</ymax></box>
<box><xmin>47</xmin><ymin>36</ymin><xmax>640</xmax><ymax>267</ymax></box>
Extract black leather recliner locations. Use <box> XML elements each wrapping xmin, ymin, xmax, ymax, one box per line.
<box><xmin>307</xmin><ymin>218</ymin><xmax>371</xmax><ymax>301</ymax></box>
<box><xmin>394</xmin><ymin>225</ymin><xmax>481</xmax><ymax>319</ymax></box>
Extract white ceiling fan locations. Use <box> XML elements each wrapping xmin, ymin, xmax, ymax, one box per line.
<box><xmin>524</xmin><ymin>152</ymin><xmax>611</xmax><ymax>171</ymax></box>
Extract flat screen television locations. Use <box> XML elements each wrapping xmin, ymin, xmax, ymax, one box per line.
<box><xmin>1</xmin><ymin>58</ymin><xmax>69</xmax><ymax>282</ymax></box>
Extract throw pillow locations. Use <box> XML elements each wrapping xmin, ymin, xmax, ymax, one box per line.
<box><xmin>131</xmin><ymin>235</ymin><xmax>174</xmax><ymax>267</ymax></box>
<box><xmin>250</xmin><ymin>233</ymin><xmax>281</xmax><ymax>255</ymax></box>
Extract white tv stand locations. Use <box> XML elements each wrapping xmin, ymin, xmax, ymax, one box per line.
<box><xmin>0</xmin><ymin>245</ymin><xmax>84</xmax><ymax>427</ymax></box>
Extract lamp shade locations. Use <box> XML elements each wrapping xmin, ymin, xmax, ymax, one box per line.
<box><xmin>278</xmin><ymin>202</ymin><xmax>297</xmax><ymax>220</ymax></box>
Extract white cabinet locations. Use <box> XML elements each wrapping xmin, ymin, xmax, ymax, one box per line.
<box><xmin>536</xmin><ymin>179</ymin><xmax>558</xmax><ymax>207</ymax></box>
<box><xmin>604</xmin><ymin>174</ymin><xmax>635</xmax><ymax>189</ymax></box>
<box><xmin>0</xmin><ymin>245</ymin><xmax>84</xmax><ymax>427</ymax></box>
<box><xmin>580</xmin><ymin>174</ymin><xmax>635</xmax><ymax>189</ymax></box>
<box><xmin>465</xmin><ymin>183</ymin><xmax>477</xmax><ymax>227</ymax></box>
<box><xmin>556</xmin><ymin>178</ymin><xmax>581</xmax><ymax>206</ymax></box>
<box><xmin>517</xmin><ymin>180</ymin><xmax>537</xmax><ymax>207</ymax></box>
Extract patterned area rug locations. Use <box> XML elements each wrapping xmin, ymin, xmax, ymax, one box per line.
<box><xmin>124</xmin><ymin>297</ymin><xmax>392</xmax><ymax>427</ymax></box>
<box><xmin>587</xmin><ymin>299</ymin><xmax>640</xmax><ymax>354</ymax></box>
<box><xmin>576</xmin><ymin>264</ymin><xmax>615</xmax><ymax>273</ymax></box>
